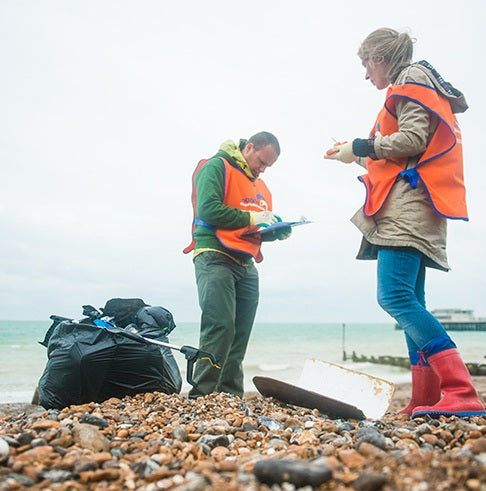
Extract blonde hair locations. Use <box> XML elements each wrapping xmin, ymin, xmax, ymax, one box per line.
<box><xmin>358</xmin><ymin>28</ymin><xmax>415</xmax><ymax>82</ymax></box>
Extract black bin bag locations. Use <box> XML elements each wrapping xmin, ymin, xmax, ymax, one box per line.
<box><xmin>37</xmin><ymin>299</ymin><xmax>182</xmax><ymax>409</ymax></box>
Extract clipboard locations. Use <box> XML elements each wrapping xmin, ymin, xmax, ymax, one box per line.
<box><xmin>242</xmin><ymin>217</ymin><xmax>312</xmax><ymax>238</ymax></box>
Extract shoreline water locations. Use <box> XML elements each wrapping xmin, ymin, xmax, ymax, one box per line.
<box><xmin>1</xmin><ymin>320</ymin><xmax>485</xmax><ymax>404</ymax></box>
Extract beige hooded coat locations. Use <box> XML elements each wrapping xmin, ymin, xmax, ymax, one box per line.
<box><xmin>351</xmin><ymin>62</ymin><xmax>468</xmax><ymax>271</ymax></box>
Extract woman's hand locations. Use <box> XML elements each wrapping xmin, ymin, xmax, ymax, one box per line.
<box><xmin>324</xmin><ymin>141</ymin><xmax>357</xmax><ymax>163</ymax></box>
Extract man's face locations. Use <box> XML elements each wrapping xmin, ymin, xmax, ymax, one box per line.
<box><xmin>243</xmin><ymin>143</ymin><xmax>278</xmax><ymax>178</ymax></box>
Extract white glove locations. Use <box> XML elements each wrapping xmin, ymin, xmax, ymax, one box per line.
<box><xmin>324</xmin><ymin>141</ymin><xmax>356</xmax><ymax>164</ymax></box>
<box><xmin>249</xmin><ymin>211</ymin><xmax>282</xmax><ymax>227</ymax></box>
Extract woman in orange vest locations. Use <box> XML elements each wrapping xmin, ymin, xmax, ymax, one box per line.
<box><xmin>325</xmin><ymin>28</ymin><xmax>485</xmax><ymax>418</ymax></box>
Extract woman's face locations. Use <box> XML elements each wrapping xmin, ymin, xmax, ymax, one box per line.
<box><xmin>364</xmin><ymin>60</ymin><xmax>390</xmax><ymax>90</ymax></box>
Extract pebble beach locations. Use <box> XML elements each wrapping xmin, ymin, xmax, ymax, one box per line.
<box><xmin>0</xmin><ymin>380</ymin><xmax>485</xmax><ymax>490</ymax></box>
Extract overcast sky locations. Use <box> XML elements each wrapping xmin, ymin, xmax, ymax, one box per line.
<box><xmin>1</xmin><ymin>1</ymin><xmax>485</xmax><ymax>324</ymax></box>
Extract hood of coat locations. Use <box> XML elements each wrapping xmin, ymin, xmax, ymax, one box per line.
<box><xmin>217</xmin><ymin>139</ymin><xmax>256</xmax><ymax>180</ymax></box>
<box><xmin>403</xmin><ymin>61</ymin><xmax>468</xmax><ymax>114</ymax></box>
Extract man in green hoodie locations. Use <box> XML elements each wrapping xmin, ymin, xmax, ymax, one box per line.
<box><xmin>184</xmin><ymin>132</ymin><xmax>289</xmax><ymax>398</ymax></box>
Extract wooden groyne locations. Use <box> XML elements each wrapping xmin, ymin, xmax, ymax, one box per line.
<box><xmin>344</xmin><ymin>351</ymin><xmax>486</xmax><ymax>376</ymax></box>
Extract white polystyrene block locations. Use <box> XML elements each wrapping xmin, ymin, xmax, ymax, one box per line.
<box><xmin>298</xmin><ymin>358</ymin><xmax>395</xmax><ymax>419</ymax></box>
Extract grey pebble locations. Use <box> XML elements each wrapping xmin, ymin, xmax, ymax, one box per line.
<box><xmin>355</xmin><ymin>427</ymin><xmax>388</xmax><ymax>450</ymax></box>
<box><xmin>39</xmin><ymin>469</ymin><xmax>73</xmax><ymax>483</ymax></box>
<box><xmin>172</xmin><ymin>426</ymin><xmax>187</xmax><ymax>441</ymax></box>
<box><xmin>353</xmin><ymin>471</ymin><xmax>387</xmax><ymax>490</ymax></box>
<box><xmin>197</xmin><ymin>434</ymin><xmax>230</xmax><ymax>448</ymax></box>
<box><xmin>16</xmin><ymin>431</ymin><xmax>35</xmax><ymax>446</ymax></box>
<box><xmin>256</xmin><ymin>416</ymin><xmax>284</xmax><ymax>431</ymax></box>
<box><xmin>254</xmin><ymin>458</ymin><xmax>332</xmax><ymax>487</ymax></box>
<box><xmin>31</xmin><ymin>437</ymin><xmax>48</xmax><ymax>447</ymax></box>
<box><xmin>80</xmin><ymin>412</ymin><xmax>109</xmax><ymax>428</ymax></box>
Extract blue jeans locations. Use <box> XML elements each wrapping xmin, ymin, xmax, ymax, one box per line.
<box><xmin>377</xmin><ymin>248</ymin><xmax>455</xmax><ymax>360</ymax></box>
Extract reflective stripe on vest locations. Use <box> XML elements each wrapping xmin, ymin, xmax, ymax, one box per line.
<box><xmin>359</xmin><ymin>82</ymin><xmax>468</xmax><ymax>221</ymax></box>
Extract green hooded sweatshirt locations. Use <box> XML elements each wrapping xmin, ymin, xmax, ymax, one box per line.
<box><xmin>193</xmin><ymin>139</ymin><xmax>256</xmax><ymax>264</ymax></box>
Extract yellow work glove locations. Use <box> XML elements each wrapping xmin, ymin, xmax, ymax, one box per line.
<box><xmin>324</xmin><ymin>141</ymin><xmax>356</xmax><ymax>164</ymax></box>
<box><xmin>249</xmin><ymin>211</ymin><xmax>282</xmax><ymax>227</ymax></box>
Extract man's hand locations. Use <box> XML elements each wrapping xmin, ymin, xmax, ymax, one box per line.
<box><xmin>249</xmin><ymin>211</ymin><xmax>282</xmax><ymax>227</ymax></box>
<box><xmin>324</xmin><ymin>141</ymin><xmax>356</xmax><ymax>164</ymax></box>
<box><xmin>260</xmin><ymin>225</ymin><xmax>292</xmax><ymax>242</ymax></box>
<box><xmin>276</xmin><ymin>226</ymin><xmax>292</xmax><ymax>240</ymax></box>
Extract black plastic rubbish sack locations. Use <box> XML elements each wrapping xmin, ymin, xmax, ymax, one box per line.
<box><xmin>37</xmin><ymin>300</ymin><xmax>182</xmax><ymax>409</ymax></box>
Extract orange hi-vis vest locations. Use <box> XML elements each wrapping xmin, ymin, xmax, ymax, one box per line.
<box><xmin>359</xmin><ymin>82</ymin><xmax>468</xmax><ymax>221</ymax></box>
<box><xmin>183</xmin><ymin>157</ymin><xmax>272</xmax><ymax>263</ymax></box>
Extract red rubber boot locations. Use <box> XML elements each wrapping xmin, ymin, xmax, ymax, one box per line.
<box><xmin>397</xmin><ymin>365</ymin><xmax>441</xmax><ymax>416</ymax></box>
<box><xmin>412</xmin><ymin>348</ymin><xmax>486</xmax><ymax>418</ymax></box>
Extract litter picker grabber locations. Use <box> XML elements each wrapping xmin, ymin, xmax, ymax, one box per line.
<box><xmin>67</xmin><ymin>305</ymin><xmax>222</xmax><ymax>389</ymax></box>
<box><xmin>108</xmin><ymin>327</ymin><xmax>222</xmax><ymax>389</ymax></box>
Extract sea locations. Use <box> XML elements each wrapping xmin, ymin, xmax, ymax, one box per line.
<box><xmin>1</xmin><ymin>320</ymin><xmax>485</xmax><ymax>404</ymax></box>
